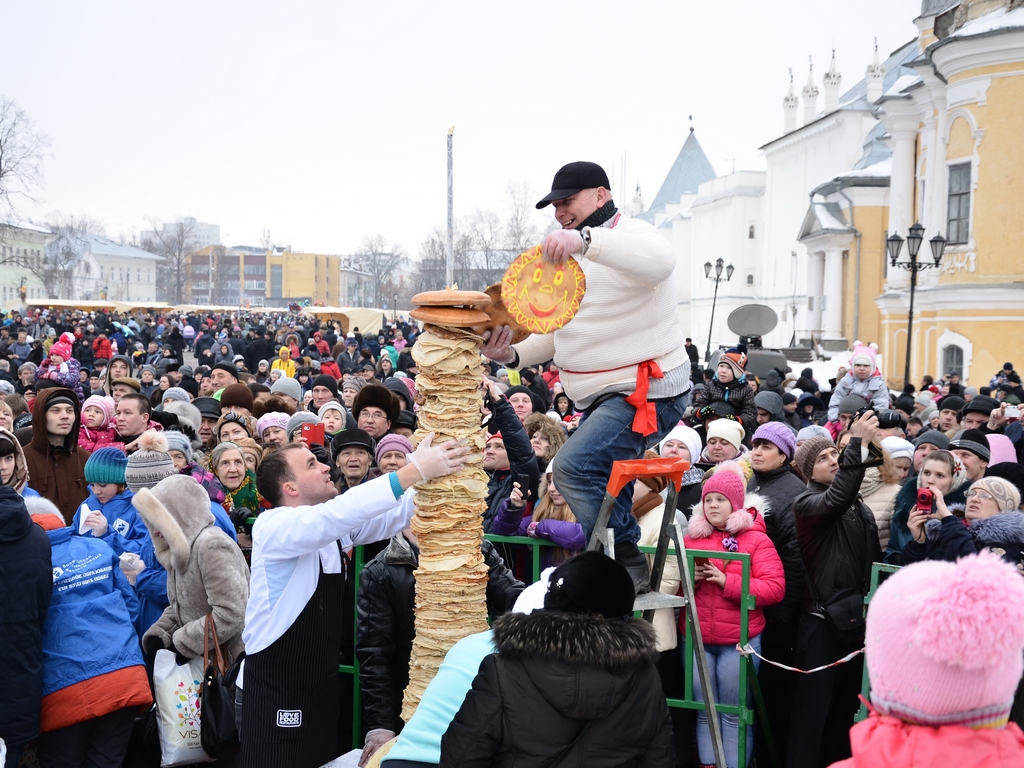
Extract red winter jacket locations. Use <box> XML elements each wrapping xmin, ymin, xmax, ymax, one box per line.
<box><xmin>679</xmin><ymin>495</ymin><xmax>786</xmax><ymax>645</ymax></box>
<box><xmin>830</xmin><ymin>713</ymin><xmax>1024</xmax><ymax>768</ymax></box>
<box><xmin>92</xmin><ymin>335</ymin><xmax>112</xmax><ymax>360</ymax></box>
<box><xmin>318</xmin><ymin>359</ymin><xmax>342</xmax><ymax>380</ymax></box>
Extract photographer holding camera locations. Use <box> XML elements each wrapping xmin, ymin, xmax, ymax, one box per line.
<box><xmin>786</xmin><ymin>410</ymin><xmax>883</xmax><ymax>768</ymax></box>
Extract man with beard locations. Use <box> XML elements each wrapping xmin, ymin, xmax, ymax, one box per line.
<box><xmin>240</xmin><ymin>437</ymin><xmax>468</xmax><ymax>768</ymax></box>
<box><xmin>482</xmin><ymin>161</ymin><xmax>690</xmax><ymax>592</ymax></box>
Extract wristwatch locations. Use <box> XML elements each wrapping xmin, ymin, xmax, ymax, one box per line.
<box><xmin>580</xmin><ymin>227</ymin><xmax>591</xmax><ymax>256</ymax></box>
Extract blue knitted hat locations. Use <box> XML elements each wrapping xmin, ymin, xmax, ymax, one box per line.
<box><xmin>85</xmin><ymin>446</ymin><xmax>128</xmax><ymax>485</ymax></box>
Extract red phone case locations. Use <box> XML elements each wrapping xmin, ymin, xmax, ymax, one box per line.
<box><xmin>301</xmin><ymin>422</ymin><xmax>325</xmax><ymax>446</ymax></box>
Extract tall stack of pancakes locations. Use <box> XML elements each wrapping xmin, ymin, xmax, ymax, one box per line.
<box><xmin>400</xmin><ymin>289</ymin><xmax>494</xmax><ymax>720</ymax></box>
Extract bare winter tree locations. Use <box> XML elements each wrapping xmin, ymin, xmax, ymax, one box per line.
<box><xmin>143</xmin><ymin>217</ymin><xmax>199</xmax><ymax>304</ymax></box>
<box><xmin>356</xmin><ymin>234</ymin><xmax>407</xmax><ymax>307</ymax></box>
<box><xmin>0</xmin><ymin>96</ymin><xmax>49</xmax><ymax>227</ymax></box>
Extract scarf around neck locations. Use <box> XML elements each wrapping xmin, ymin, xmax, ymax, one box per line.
<box><xmin>222</xmin><ymin>468</ymin><xmax>264</xmax><ymax>514</ymax></box>
<box><xmin>576</xmin><ymin>200</ymin><xmax>618</xmax><ymax>230</ymax></box>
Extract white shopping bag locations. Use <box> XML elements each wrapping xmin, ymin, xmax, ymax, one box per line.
<box><xmin>152</xmin><ymin>648</ymin><xmax>214</xmax><ymax>766</ymax></box>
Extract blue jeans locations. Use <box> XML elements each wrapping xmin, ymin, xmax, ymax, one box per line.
<box><xmin>690</xmin><ymin>633</ymin><xmax>762</xmax><ymax>768</ymax></box>
<box><xmin>552</xmin><ymin>392</ymin><xmax>689</xmax><ymax>545</ymax></box>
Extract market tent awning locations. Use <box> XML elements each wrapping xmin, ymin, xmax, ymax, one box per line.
<box><xmin>25</xmin><ymin>299</ymin><xmax>118</xmax><ymax>311</ymax></box>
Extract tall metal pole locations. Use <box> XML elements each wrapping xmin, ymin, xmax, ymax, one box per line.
<box><xmin>446</xmin><ymin>127</ymin><xmax>455</xmax><ymax>288</ymax></box>
<box><xmin>904</xmin><ymin>254</ymin><xmax>917</xmax><ymax>390</ymax></box>
<box><xmin>705</xmin><ymin>278</ymin><xmax>721</xmax><ymax>364</ymax></box>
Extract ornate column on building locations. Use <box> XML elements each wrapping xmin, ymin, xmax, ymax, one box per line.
<box><xmin>822</xmin><ymin>247</ymin><xmax>845</xmax><ymax>341</ymax></box>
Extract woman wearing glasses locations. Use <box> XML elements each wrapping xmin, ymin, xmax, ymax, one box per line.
<box><xmin>904</xmin><ymin>467</ymin><xmax>1024</xmax><ymax>565</ymax></box>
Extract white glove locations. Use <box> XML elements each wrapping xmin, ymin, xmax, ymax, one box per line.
<box><xmin>84</xmin><ymin>511</ymin><xmax>108</xmax><ymax>537</ymax></box>
<box><xmin>119</xmin><ymin>553</ymin><xmax>146</xmax><ymax>585</ymax></box>
<box><xmin>409</xmin><ymin>433</ymin><xmax>469</xmax><ymax>482</ymax></box>
<box><xmin>358</xmin><ymin>729</ymin><xmax>396</xmax><ymax>767</ymax></box>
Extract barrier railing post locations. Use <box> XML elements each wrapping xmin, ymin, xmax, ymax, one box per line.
<box><xmin>856</xmin><ymin>562</ymin><xmax>901</xmax><ymax>722</ymax></box>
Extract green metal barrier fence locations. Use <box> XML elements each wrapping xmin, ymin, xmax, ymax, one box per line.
<box><xmin>855</xmin><ymin>561</ymin><xmax>902</xmax><ymax>722</ymax></box>
<box><xmin>321</xmin><ymin>533</ymin><xmax>768</xmax><ymax>763</ymax></box>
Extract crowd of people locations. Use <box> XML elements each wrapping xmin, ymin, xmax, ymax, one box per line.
<box><xmin>3</xmin><ymin>160</ymin><xmax>1024</xmax><ymax>768</ymax></box>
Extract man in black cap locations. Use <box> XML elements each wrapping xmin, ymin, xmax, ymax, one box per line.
<box><xmin>333</xmin><ymin>429</ymin><xmax>378</xmax><ymax>492</ymax></box>
<box><xmin>960</xmin><ymin>395</ymin><xmax>1000</xmax><ymax>431</ymax></box>
<box><xmin>309</xmin><ymin>374</ymin><xmax>340</xmax><ymax>412</ymax></box>
<box><xmin>936</xmin><ymin>395</ymin><xmax>965</xmax><ymax>434</ymax></box>
<box><xmin>210</xmin><ymin>362</ymin><xmax>239</xmax><ymax>391</ymax></box>
<box><xmin>949</xmin><ymin>428</ymin><xmax>990</xmax><ymax>482</ymax></box>
<box><xmin>481</xmin><ymin>160</ymin><xmax>690</xmax><ymax>592</ymax></box>
<box><xmin>193</xmin><ymin>396</ymin><xmax>222</xmax><ymax>450</ymax></box>
<box><xmin>338</xmin><ymin>337</ymin><xmax>361</xmax><ymax>374</ymax></box>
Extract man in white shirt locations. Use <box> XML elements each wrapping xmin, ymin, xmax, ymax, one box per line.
<box><xmin>239</xmin><ymin>435</ymin><xmax>468</xmax><ymax>768</ymax></box>
<box><xmin>483</xmin><ymin>161</ymin><xmax>690</xmax><ymax>593</ymax></box>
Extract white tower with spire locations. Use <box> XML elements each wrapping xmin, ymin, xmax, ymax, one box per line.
<box><xmin>822</xmin><ymin>50</ymin><xmax>842</xmax><ymax>113</ymax></box>
<box><xmin>801</xmin><ymin>57</ymin><xmax>819</xmax><ymax>126</ymax></box>
<box><xmin>783</xmin><ymin>68</ymin><xmax>799</xmax><ymax>134</ymax></box>
<box><xmin>865</xmin><ymin>38</ymin><xmax>885</xmax><ymax>103</ymax></box>
<box><xmin>630</xmin><ymin>182</ymin><xmax>645</xmax><ymax>217</ymax></box>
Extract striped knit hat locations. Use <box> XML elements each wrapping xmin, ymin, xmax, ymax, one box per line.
<box><xmin>85</xmin><ymin>447</ymin><xmax>128</xmax><ymax>485</ymax></box>
<box><xmin>125</xmin><ymin>431</ymin><xmax>176</xmax><ymax>492</ymax></box>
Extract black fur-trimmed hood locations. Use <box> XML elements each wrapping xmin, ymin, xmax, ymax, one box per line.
<box><xmin>493</xmin><ymin>610</ymin><xmax>657</xmax><ymax>669</ymax></box>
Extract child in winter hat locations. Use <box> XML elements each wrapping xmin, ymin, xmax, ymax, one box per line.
<box><xmin>682</xmin><ymin>461</ymin><xmax>785</xmax><ymax>768</ymax></box>
<box><xmin>78</xmin><ymin>395</ymin><xmax>119</xmax><ymax>453</ymax></box>
<box><xmin>827</xmin><ymin>341</ymin><xmax>889</xmax><ymax>422</ymax></box>
<box><xmin>75</xmin><ymin>446</ymin><xmax>144</xmax><ymax>542</ymax></box>
<box><xmin>850</xmin><ymin>552</ymin><xmax>1024</xmax><ymax>762</ymax></box>
<box><xmin>124</xmin><ymin>431</ymin><xmax>177</xmax><ymax>492</ymax></box>
<box><xmin>35</xmin><ymin>331</ymin><xmax>84</xmax><ymax>404</ymax></box>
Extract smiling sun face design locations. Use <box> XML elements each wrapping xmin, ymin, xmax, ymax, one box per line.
<box><xmin>501</xmin><ymin>245</ymin><xmax>586</xmax><ymax>335</ymax></box>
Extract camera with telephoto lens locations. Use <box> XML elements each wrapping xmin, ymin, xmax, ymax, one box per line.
<box><xmin>916</xmin><ymin>488</ymin><xmax>935</xmax><ymax>514</ymax></box>
<box><xmin>852</xmin><ymin>407</ymin><xmax>904</xmax><ymax>430</ymax></box>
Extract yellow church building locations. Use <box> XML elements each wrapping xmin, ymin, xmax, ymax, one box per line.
<box><xmin>814</xmin><ymin>0</ymin><xmax>1024</xmax><ymax>388</ymax></box>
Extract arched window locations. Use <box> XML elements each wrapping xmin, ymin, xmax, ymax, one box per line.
<box><xmin>748</xmin><ymin>225</ymin><xmax>755</xmax><ymax>239</ymax></box>
<box><xmin>746</xmin><ymin>273</ymin><xmax>754</xmax><ymax>286</ymax></box>
<box><xmin>943</xmin><ymin>344</ymin><xmax>964</xmax><ymax>376</ymax></box>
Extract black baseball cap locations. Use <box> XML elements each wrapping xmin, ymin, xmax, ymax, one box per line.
<box><xmin>536</xmin><ymin>161</ymin><xmax>611</xmax><ymax>209</ymax></box>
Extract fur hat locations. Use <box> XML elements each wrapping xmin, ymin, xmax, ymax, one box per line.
<box><xmin>719</xmin><ymin>345</ymin><xmax>747</xmax><ymax>379</ymax></box>
<box><xmin>352</xmin><ymin>384</ymin><xmax>400</xmax><ymax>426</ymax></box>
<box><xmin>270</xmin><ymin>376</ymin><xmax>302</xmax><ymax>404</ymax></box>
<box><xmin>658</xmin><ymin>424</ymin><xmax>703</xmax><ymax>464</ymax></box>
<box><xmin>794</xmin><ymin>435</ymin><xmax>835</xmax><ymax>483</ymax></box>
<box><xmin>866</xmin><ymin>552</ymin><xmax>1024</xmax><ymax>728</ymax></box>
<box><xmin>949</xmin><ymin>428</ymin><xmax>991</xmax><ymax>463</ymax></box>
<box><xmin>706</xmin><ymin>418</ymin><xmax>745</xmax><ymax>452</ymax></box>
<box><xmin>24</xmin><ymin>494</ymin><xmax>66</xmax><ymax>530</ymax></box>
<box><xmin>968</xmin><ymin>477</ymin><xmax>1021</xmax><ymax>513</ymax></box>
<box><xmin>375</xmin><ymin>433</ymin><xmax>413</xmax><ymax>465</ymax></box>
<box><xmin>220</xmin><ymin>383</ymin><xmax>254</xmax><ymax>413</ymax></box>
<box><xmin>543</xmin><ymin>551</ymin><xmax>635</xmax><ymax>619</ymax></box>
<box><xmin>160</xmin><ymin>400</ymin><xmax>202</xmax><ymax>449</ymax></box>
<box><xmin>880</xmin><ymin>436</ymin><xmax>914</xmax><ymax>463</ymax></box>
<box><xmin>849</xmin><ymin>340</ymin><xmax>878</xmax><ymax>370</ymax></box>
<box><xmin>49</xmin><ymin>331</ymin><xmax>75</xmax><ymax>361</ymax></box>
<box><xmin>132</xmin><ymin>476</ymin><xmax>216</xmax><ymax>571</ymax></box>
<box><xmin>85</xmin><ymin>446</ymin><xmax>128</xmax><ymax>485</ymax></box>
<box><xmin>752</xmin><ymin>422</ymin><xmax>796</xmax><ymax>461</ymax></box>
<box><xmin>125</xmin><ymin>431</ymin><xmax>176</xmax><ymax>492</ymax></box>
<box><xmin>82</xmin><ymin>395</ymin><xmax>115</xmax><ymax>428</ymax></box>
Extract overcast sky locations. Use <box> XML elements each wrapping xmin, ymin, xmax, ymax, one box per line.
<box><xmin>4</xmin><ymin>0</ymin><xmax>921</xmax><ymax>257</ymax></box>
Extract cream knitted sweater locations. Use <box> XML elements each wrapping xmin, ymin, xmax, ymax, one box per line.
<box><xmin>513</xmin><ymin>215</ymin><xmax>689</xmax><ymax>408</ymax></box>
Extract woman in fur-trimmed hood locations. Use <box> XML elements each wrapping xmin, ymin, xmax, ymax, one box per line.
<box><xmin>439</xmin><ymin>551</ymin><xmax>675</xmax><ymax>767</ymax></box>
<box><xmin>134</xmin><ymin>474</ymin><xmax>249</xmax><ymax>664</ymax></box>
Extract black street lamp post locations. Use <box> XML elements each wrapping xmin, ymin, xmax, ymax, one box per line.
<box><xmin>887</xmin><ymin>222</ymin><xmax>947</xmax><ymax>389</ymax></box>
<box><xmin>703</xmin><ymin>257</ymin><xmax>734</xmax><ymax>363</ymax></box>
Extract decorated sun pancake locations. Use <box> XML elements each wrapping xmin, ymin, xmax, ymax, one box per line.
<box><xmin>501</xmin><ymin>245</ymin><xmax>586</xmax><ymax>335</ymax></box>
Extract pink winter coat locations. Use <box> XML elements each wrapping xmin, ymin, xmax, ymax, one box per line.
<box><xmin>679</xmin><ymin>495</ymin><xmax>786</xmax><ymax>645</ymax></box>
<box><xmin>830</xmin><ymin>713</ymin><xmax>1024</xmax><ymax>768</ymax></box>
<box><xmin>78</xmin><ymin>425</ymin><xmax>121</xmax><ymax>454</ymax></box>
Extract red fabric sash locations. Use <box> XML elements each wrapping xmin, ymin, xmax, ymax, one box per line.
<box><xmin>624</xmin><ymin>360</ymin><xmax>664</xmax><ymax>436</ymax></box>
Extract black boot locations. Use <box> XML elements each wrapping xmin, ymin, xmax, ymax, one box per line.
<box><xmin>615</xmin><ymin>541</ymin><xmax>651</xmax><ymax>594</ymax></box>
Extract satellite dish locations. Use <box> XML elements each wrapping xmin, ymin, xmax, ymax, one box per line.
<box><xmin>727</xmin><ymin>304</ymin><xmax>778</xmax><ymax>338</ymax></box>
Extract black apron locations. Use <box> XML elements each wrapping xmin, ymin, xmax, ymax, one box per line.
<box><xmin>239</xmin><ymin>542</ymin><xmax>344</xmax><ymax>768</ymax></box>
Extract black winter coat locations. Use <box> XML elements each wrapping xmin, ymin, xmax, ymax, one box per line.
<box><xmin>356</xmin><ymin>534</ymin><xmax>524</xmax><ymax>735</ymax></box>
<box><xmin>792</xmin><ymin>437</ymin><xmax>882</xmax><ymax>611</ymax></box>
<box><xmin>0</xmin><ymin>487</ymin><xmax>53</xmax><ymax>748</ymax></box>
<box><xmin>902</xmin><ymin>511</ymin><xmax>1024</xmax><ymax>566</ymax></box>
<box><xmin>440</xmin><ymin>611</ymin><xmax>674</xmax><ymax>767</ymax></box>
<box><xmin>483</xmin><ymin>397</ymin><xmax>539</xmax><ymax>532</ymax></box>
<box><xmin>748</xmin><ymin>466</ymin><xmax>807</xmax><ymax>629</ymax></box>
